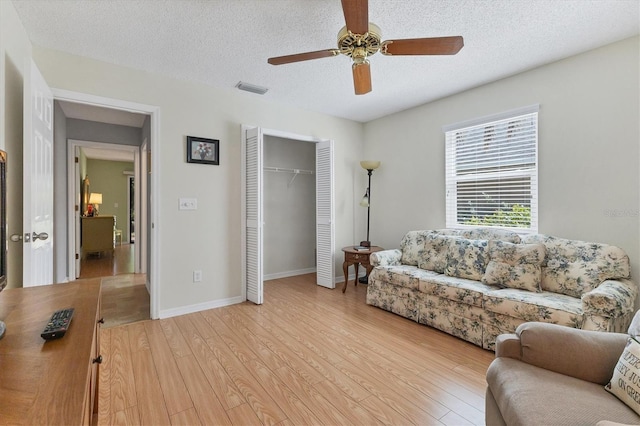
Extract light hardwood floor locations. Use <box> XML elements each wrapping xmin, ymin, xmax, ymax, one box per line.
<box><xmin>79</xmin><ymin>243</ymin><xmax>151</xmax><ymax>328</ymax></box>
<box><xmin>80</xmin><ymin>244</ymin><xmax>135</xmax><ymax>279</ymax></box>
<box><xmin>97</xmin><ymin>274</ymin><xmax>494</xmax><ymax>425</ymax></box>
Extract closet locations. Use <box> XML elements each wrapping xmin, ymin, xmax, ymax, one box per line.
<box><xmin>263</xmin><ymin>136</ymin><xmax>316</xmax><ymax>279</ymax></box>
<box><xmin>242</xmin><ymin>126</ymin><xmax>334</xmax><ymax>304</ymax></box>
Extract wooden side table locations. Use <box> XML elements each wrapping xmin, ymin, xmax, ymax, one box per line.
<box><xmin>341</xmin><ymin>245</ymin><xmax>384</xmax><ymax>293</ymax></box>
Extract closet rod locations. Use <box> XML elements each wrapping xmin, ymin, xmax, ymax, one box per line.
<box><xmin>264</xmin><ymin>166</ymin><xmax>313</xmax><ymax>175</ymax></box>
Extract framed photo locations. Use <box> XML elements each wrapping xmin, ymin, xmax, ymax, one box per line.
<box><xmin>187</xmin><ymin>136</ymin><xmax>220</xmax><ymax>165</ymax></box>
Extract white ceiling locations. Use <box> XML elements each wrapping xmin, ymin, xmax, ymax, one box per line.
<box><xmin>12</xmin><ymin>0</ymin><xmax>640</xmax><ymax>123</ymax></box>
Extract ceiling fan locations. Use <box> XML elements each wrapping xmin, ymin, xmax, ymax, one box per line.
<box><xmin>267</xmin><ymin>0</ymin><xmax>464</xmax><ymax>95</ymax></box>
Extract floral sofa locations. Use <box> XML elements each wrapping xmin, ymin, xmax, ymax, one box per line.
<box><xmin>366</xmin><ymin>228</ymin><xmax>638</xmax><ymax>351</ymax></box>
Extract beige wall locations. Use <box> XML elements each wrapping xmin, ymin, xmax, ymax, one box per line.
<box><xmin>364</xmin><ymin>36</ymin><xmax>640</xmax><ymax>296</ymax></box>
<box><xmin>30</xmin><ymin>46</ymin><xmax>364</xmax><ymax>316</ymax></box>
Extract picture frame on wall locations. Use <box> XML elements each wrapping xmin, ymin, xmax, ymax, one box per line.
<box><xmin>186</xmin><ymin>136</ymin><xmax>220</xmax><ymax>165</ymax></box>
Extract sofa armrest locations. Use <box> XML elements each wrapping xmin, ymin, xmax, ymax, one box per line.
<box><xmin>505</xmin><ymin>322</ymin><xmax>628</xmax><ymax>385</ymax></box>
<box><xmin>582</xmin><ymin>278</ymin><xmax>638</xmax><ymax>317</ymax></box>
<box><xmin>494</xmin><ymin>333</ymin><xmax>521</xmax><ymax>359</ymax></box>
<box><xmin>370</xmin><ymin>249</ymin><xmax>402</xmax><ymax>267</ymax></box>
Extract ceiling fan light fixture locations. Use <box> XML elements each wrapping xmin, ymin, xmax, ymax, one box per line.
<box><xmin>337</xmin><ymin>22</ymin><xmax>381</xmax><ymax>58</ymax></box>
<box><xmin>266</xmin><ymin>2</ymin><xmax>464</xmax><ymax>96</ymax></box>
<box><xmin>235</xmin><ymin>81</ymin><xmax>269</xmax><ymax>95</ymax></box>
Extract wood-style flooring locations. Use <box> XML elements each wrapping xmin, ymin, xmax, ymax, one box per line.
<box><xmin>80</xmin><ymin>243</ymin><xmax>151</xmax><ymax>328</ymax></box>
<box><xmin>80</xmin><ymin>244</ymin><xmax>135</xmax><ymax>279</ymax></box>
<box><xmin>97</xmin><ymin>274</ymin><xmax>494</xmax><ymax>425</ymax></box>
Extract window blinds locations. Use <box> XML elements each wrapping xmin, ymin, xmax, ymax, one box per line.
<box><xmin>445</xmin><ymin>110</ymin><xmax>538</xmax><ymax>232</ymax></box>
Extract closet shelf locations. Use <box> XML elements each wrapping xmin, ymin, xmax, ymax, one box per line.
<box><xmin>264</xmin><ymin>166</ymin><xmax>313</xmax><ymax>187</ymax></box>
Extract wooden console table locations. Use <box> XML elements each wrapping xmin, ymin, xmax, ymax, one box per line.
<box><xmin>342</xmin><ymin>246</ymin><xmax>384</xmax><ymax>293</ymax></box>
<box><xmin>0</xmin><ymin>280</ymin><xmax>102</xmax><ymax>424</ymax></box>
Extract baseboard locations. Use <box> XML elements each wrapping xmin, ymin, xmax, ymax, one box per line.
<box><xmin>335</xmin><ymin>271</ymin><xmax>366</xmax><ymax>283</ymax></box>
<box><xmin>262</xmin><ymin>267</ymin><xmax>365</xmax><ymax>284</ymax></box>
<box><xmin>264</xmin><ymin>267</ymin><xmax>316</xmax><ymax>281</ymax></box>
<box><xmin>158</xmin><ymin>295</ymin><xmax>244</xmax><ymax>319</ymax></box>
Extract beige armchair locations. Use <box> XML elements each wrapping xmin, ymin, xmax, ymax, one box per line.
<box><xmin>486</xmin><ymin>322</ymin><xmax>640</xmax><ymax>425</ymax></box>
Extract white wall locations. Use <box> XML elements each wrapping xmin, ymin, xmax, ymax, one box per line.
<box><xmin>31</xmin><ymin>46</ymin><xmax>364</xmax><ymax>316</ymax></box>
<box><xmin>263</xmin><ymin>136</ymin><xmax>316</xmax><ymax>278</ymax></box>
<box><xmin>364</xmin><ymin>36</ymin><xmax>640</xmax><ymax>291</ymax></box>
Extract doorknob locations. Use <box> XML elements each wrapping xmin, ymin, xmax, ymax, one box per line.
<box><xmin>32</xmin><ymin>232</ymin><xmax>49</xmax><ymax>241</ymax></box>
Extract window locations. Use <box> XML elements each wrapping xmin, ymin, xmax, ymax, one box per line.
<box><xmin>444</xmin><ymin>105</ymin><xmax>538</xmax><ymax>233</ymax></box>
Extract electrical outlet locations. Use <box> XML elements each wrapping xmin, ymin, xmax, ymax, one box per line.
<box><xmin>193</xmin><ymin>270</ymin><xmax>202</xmax><ymax>283</ymax></box>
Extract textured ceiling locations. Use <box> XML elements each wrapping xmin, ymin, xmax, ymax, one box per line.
<box><xmin>12</xmin><ymin>0</ymin><xmax>640</xmax><ymax>123</ymax></box>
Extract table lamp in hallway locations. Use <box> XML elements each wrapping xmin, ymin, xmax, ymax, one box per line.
<box><xmin>88</xmin><ymin>192</ymin><xmax>102</xmax><ymax>216</ymax></box>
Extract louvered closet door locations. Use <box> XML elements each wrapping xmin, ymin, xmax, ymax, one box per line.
<box><xmin>245</xmin><ymin>127</ymin><xmax>263</xmax><ymax>304</ymax></box>
<box><xmin>316</xmin><ymin>140</ymin><xmax>335</xmax><ymax>288</ymax></box>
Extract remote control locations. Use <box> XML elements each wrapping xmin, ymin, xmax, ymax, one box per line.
<box><xmin>41</xmin><ymin>307</ymin><xmax>74</xmax><ymax>340</ymax></box>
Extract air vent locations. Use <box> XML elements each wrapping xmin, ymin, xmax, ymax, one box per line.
<box><xmin>235</xmin><ymin>81</ymin><xmax>268</xmax><ymax>95</ymax></box>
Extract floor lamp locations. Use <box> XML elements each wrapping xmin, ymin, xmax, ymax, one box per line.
<box><xmin>359</xmin><ymin>160</ymin><xmax>380</xmax><ymax>283</ymax></box>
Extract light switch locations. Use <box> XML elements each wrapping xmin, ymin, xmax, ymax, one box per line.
<box><xmin>179</xmin><ymin>198</ymin><xmax>197</xmax><ymax>210</ymax></box>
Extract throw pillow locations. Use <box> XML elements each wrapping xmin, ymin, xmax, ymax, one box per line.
<box><xmin>605</xmin><ymin>337</ymin><xmax>640</xmax><ymax>416</ymax></box>
<box><xmin>418</xmin><ymin>234</ymin><xmax>457</xmax><ymax>273</ymax></box>
<box><xmin>444</xmin><ymin>238</ymin><xmax>489</xmax><ymax>280</ymax></box>
<box><xmin>481</xmin><ymin>240</ymin><xmax>545</xmax><ymax>292</ymax></box>
<box><xmin>400</xmin><ymin>230</ymin><xmax>431</xmax><ymax>266</ymax></box>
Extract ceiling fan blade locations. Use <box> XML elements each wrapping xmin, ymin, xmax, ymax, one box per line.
<box><xmin>381</xmin><ymin>36</ymin><xmax>464</xmax><ymax>56</ymax></box>
<box><xmin>341</xmin><ymin>0</ymin><xmax>368</xmax><ymax>34</ymax></box>
<box><xmin>268</xmin><ymin>49</ymin><xmax>339</xmax><ymax>65</ymax></box>
<box><xmin>352</xmin><ymin>62</ymin><xmax>371</xmax><ymax>95</ymax></box>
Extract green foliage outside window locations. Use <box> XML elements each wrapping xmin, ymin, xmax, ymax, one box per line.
<box><xmin>466</xmin><ymin>203</ymin><xmax>531</xmax><ymax>228</ymax></box>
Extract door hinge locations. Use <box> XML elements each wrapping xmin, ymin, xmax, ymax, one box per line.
<box><xmin>75</xmin><ymin>253</ymin><xmax>79</xmax><ymax>260</ymax></box>
<box><xmin>75</xmin><ymin>156</ymin><xmax>79</xmax><ymax>163</ymax></box>
<box><xmin>75</xmin><ymin>204</ymin><xmax>79</xmax><ymax>211</ymax></box>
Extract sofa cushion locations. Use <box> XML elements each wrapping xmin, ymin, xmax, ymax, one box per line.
<box><xmin>419</xmin><ymin>274</ymin><xmax>495</xmax><ymax>308</ymax></box>
<box><xmin>459</xmin><ymin>227</ymin><xmax>521</xmax><ymax>243</ymax></box>
<box><xmin>606</xmin><ymin>337</ymin><xmax>640</xmax><ymax>416</ymax></box>
<box><xmin>418</xmin><ymin>234</ymin><xmax>457</xmax><ymax>273</ymax></box>
<box><xmin>484</xmin><ymin>288</ymin><xmax>584</xmax><ymax>327</ymax></box>
<box><xmin>487</xmin><ymin>357</ymin><xmax>640</xmax><ymax>425</ymax></box>
<box><xmin>369</xmin><ymin>265</ymin><xmax>438</xmax><ymax>291</ymax></box>
<box><xmin>522</xmin><ymin>234</ymin><xmax>631</xmax><ymax>298</ymax></box>
<box><xmin>481</xmin><ymin>241</ymin><xmax>545</xmax><ymax>292</ymax></box>
<box><xmin>445</xmin><ymin>238</ymin><xmax>490</xmax><ymax>280</ymax></box>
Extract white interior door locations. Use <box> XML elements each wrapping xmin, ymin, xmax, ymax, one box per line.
<box><xmin>23</xmin><ymin>59</ymin><xmax>54</xmax><ymax>287</ymax></box>
<box><xmin>244</xmin><ymin>127</ymin><xmax>263</xmax><ymax>304</ymax></box>
<box><xmin>316</xmin><ymin>140</ymin><xmax>335</xmax><ymax>288</ymax></box>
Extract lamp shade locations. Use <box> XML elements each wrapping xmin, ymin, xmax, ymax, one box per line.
<box><xmin>360</xmin><ymin>160</ymin><xmax>380</xmax><ymax>170</ymax></box>
<box><xmin>359</xmin><ymin>190</ymin><xmax>369</xmax><ymax>207</ymax></box>
<box><xmin>88</xmin><ymin>193</ymin><xmax>102</xmax><ymax>205</ymax></box>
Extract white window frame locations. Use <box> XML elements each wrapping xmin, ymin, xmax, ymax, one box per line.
<box><xmin>443</xmin><ymin>105</ymin><xmax>539</xmax><ymax>233</ymax></box>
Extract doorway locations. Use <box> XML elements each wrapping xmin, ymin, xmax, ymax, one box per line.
<box><xmin>242</xmin><ymin>126</ymin><xmax>335</xmax><ymax>305</ymax></box>
<box><xmin>55</xmin><ymin>88</ymin><xmax>160</xmax><ymax>319</ymax></box>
